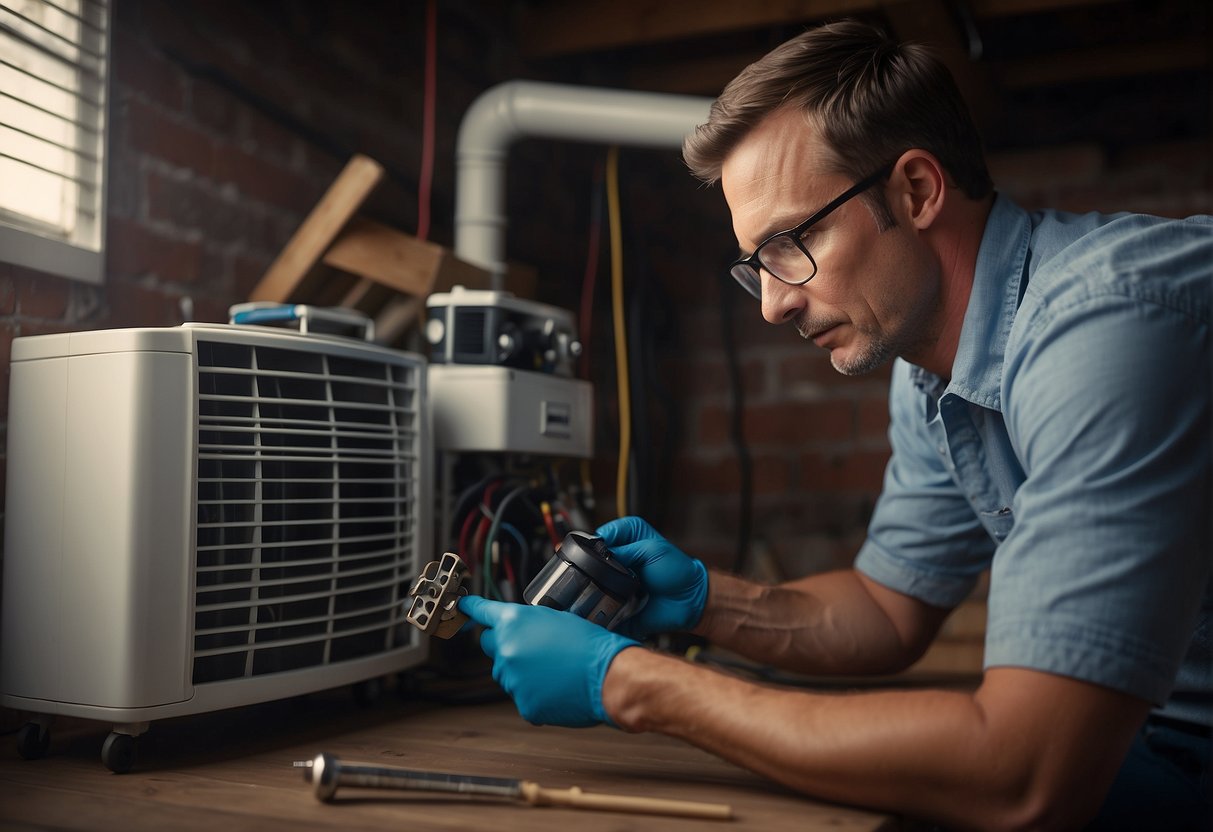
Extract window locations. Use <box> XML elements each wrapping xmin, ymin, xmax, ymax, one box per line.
<box><xmin>0</xmin><ymin>0</ymin><xmax>110</xmax><ymax>284</ymax></box>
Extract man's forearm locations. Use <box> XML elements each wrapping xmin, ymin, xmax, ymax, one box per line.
<box><xmin>602</xmin><ymin>648</ymin><xmax>1146</xmax><ymax>831</ymax></box>
<box><xmin>692</xmin><ymin>568</ymin><xmax>943</xmax><ymax>675</ymax></box>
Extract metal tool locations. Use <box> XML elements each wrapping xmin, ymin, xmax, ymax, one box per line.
<box><xmin>297</xmin><ymin>752</ymin><xmax>733</xmax><ymax>820</ymax></box>
<box><xmin>523</xmin><ymin>531</ymin><xmax>644</xmax><ymax>630</ymax></box>
<box><xmin>405</xmin><ymin>552</ymin><xmax>469</xmax><ymax>638</ymax></box>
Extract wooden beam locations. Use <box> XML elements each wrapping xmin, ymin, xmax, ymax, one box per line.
<box><xmin>248</xmin><ymin>154</ymin><xmax>383</xmax><ymax>302</ymax></box>
<box><xmin>970</xmin><ymin>0</ymin><xmax>1117</xmax><ymax>17</ymax></box>
<box><xmin>625</xmin><ymin>50</ymin><xmax>766</xmax><ymax>95</ymax></box>
<box><xmin>998</xmin><ymin>38</ymin><xmax>1209</xmax><ymax>89</ymax></box>
<box><xmin>320</xmin><ymin>217</ymin><xmax>491</xmax><ymax>298</ymax></box>
<box><xmin>518</xmin><ymin>0</ymin><xmax>884</xmax><ymax>57</ymax></box>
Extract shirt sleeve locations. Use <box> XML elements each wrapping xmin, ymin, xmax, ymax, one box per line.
<box><xmin>992</xmin><ymin>262</ymin><xmax>1210</xmax><ymax>705</ymax></box>
<box><xmin>855</xmin><ymin>360</ymin><xmax>995</xmax><ymax>609</ymax></box>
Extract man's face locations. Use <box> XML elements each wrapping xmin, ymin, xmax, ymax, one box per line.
<box><xmin>720</xmin><ymin>108</ymin><xmax>942</xmax><ymax>375</ymax></box>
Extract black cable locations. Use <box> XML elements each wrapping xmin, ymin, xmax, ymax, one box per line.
<box><xmin>719</xmin><ymin>269</ymin><xmax>753</xmax><ymax>575</ymax></box>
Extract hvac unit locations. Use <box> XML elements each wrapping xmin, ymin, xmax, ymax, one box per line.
<box><xmin>1</xmin><ymin>317</ymin><xmax>430</xmax><ymax>771</ymax></box>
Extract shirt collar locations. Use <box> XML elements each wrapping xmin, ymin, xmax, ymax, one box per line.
<box><xmin>910</xmin><ymin>193</ymin><xmax>1031</xmax><ymax>412</ymax></box>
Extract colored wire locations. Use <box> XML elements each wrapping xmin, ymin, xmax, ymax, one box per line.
<box><xmin>540</xmin><ymin>501</ymin><xmax>561</xmax><ymax>547</ymax></box>
<box><xmin>606</xmin><ymin>146</ymin><xmax>630</xmax><ymax>518</ymax></box>
<box><xmin>579</xmin><ymin>163</ymin><xmax>604</xmax><ymax>380</ymax></box>
<box><xmin>472</xmin><ymin>516</ymin><xmax>492</xmax><ymax>596</ymax></box>
<box><xmin>485</xmin><ymin>484</ymin><xmax>531</xmax><ymax>597</ymax></box>
<box><xmin>415</xmin><ymin>0</ymin><xmax>437</xmax><ymax>241</ymax></box>
<box><xmin>457</xmin><ymin>509</ymin><xmax>478</xmax><ymax>572</ymax></box>
<box><xmin>499</xmin><ymin>522</ymin><xmax>529</xmax><ymax>563</ymax></box>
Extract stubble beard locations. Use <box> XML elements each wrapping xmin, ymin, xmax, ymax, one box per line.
<box><xmin>829</xmin><ymin>328</ymin><xmax>897</xmax><ymax>376</ymax></box>
<box><xmin>799</xmin><ymin>293</ymin><xmax>937</xmax><ymax>377</ymax></box>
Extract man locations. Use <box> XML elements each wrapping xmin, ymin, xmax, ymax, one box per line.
<box><xmin>460</xmin><ymin>20</ymin><xmax>1211</xmax><ymax>830</ymax></box>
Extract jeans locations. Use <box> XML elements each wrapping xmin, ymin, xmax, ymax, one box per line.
<box><xmin>1089</xmin><ymin>716</ymin><xmax>1211</xmax><ymax>831</ymax></box>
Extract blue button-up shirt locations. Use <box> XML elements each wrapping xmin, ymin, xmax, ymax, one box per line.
<box><xmin>855</xmin><ymin>194</ymin><xmax>1212</xmax><ymax>724</ymax></box>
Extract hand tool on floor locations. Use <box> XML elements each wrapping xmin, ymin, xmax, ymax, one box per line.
<box><xmin>296</xmin><ymin>752</ymin><xmax>733</xmax><ymax>820</ymax></box>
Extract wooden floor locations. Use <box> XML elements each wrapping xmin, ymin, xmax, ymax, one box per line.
<box><xmin>0</xmin><ymin>684</ymin><xmax>901</xmax><ymax>831</ymax></box>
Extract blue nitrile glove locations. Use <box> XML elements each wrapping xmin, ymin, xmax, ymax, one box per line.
<box><xmin>459</xmin><ymin>595</ymin><xmax>639</xmax><ymax>727</ymax></box>
<box><xmin>595</xmin><ymin>516</ymin><xmax>709</xmax><ymax>639</ymax></box>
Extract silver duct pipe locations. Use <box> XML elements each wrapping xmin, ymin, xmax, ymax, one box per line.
<box><xmin>454</xmin><ymin>80</ymin><xmax>714</xmax><ymax>285</ymax></box>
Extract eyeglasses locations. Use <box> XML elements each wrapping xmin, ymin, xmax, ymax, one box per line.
<box><xmin>729</xmin><ymin>162</ymin><xmax>895</xmax><ymax>300</ymax></box>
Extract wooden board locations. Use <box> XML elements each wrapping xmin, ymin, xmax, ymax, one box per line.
<box><xmin>0</xmin><ymin>691</ymin><xmax>899</xmax><ymax>831</ymax></box>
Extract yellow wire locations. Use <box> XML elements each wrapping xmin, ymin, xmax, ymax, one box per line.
<box><xmin>606</xmin><ymin>146</ymin><xmax>630</xmax><ymax>518</ymax></box>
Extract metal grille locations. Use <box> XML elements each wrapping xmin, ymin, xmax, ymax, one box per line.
<box><xmin>191</xmin><ymin>339</ymin><xmax>421</xmax><ymax>684</ymax></box>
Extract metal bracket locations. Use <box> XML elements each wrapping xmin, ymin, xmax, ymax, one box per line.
<box><xmin>406</xmin><ymin>552</ymin><xmax>469</xmax><ymax>638</ymax></box>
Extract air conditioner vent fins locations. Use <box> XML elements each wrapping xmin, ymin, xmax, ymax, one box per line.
<box><xmin>192</xmin><ymin>341</ymin><xmax>420</xmax><ymax>684</ymax></box>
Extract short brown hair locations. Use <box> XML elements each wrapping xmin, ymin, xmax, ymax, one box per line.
<box><xmin>684</xmin><ymin>20</ymin><xmax>993</xmax><ymax>206</ymax></box>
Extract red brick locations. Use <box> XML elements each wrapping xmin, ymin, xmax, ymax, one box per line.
<box><xmin>0</xmin><ymin>273</ymin><xmax>14</xmax><ymax>315</ymax></box>
<box><xmin>857</xmin><ymin>395</ymin><xmax>891</xmax><ymax>440</ymax></box>
<box><xmin>697</xmin><ymin>404</ymin><xmax>731</xmax><ymax>446</ymax></box>
<box><xmin>737</xmin><ymin>306</ymin><xmax>799</xmax><ymax>346</ymax></box>
<box><xmin>741</xmin><ymin>399</ymin><xmax>853</xmax><ymax>447</ymax></box>
<box><xmin>671</xmin><ymin>457</ymin><xmax>741</xmax><ymax>494</ymax></box>
<box><xmin>106</xmin><ymin>216</ymin><xmax>205</xmax><ymax>284</ymax></box>
<box><xmin>105</xmin><ymin>281</ymin><xmax>181</xmax><ymax>328</ymax></box>
<box><xmin>213</xmin><ymin>146</ymin><xmax>319</xmax><ymax>211</ymax></box>
<box><xmin>780</xmin><ymin>351</ymin><xmax>839</xmax><ymax>387</ymax></box>
<box><xmin>145</xmin><ymin>172</ymin><xmax>247</xmax><ymax>244</ymax></box>
<box><xmin>751</xmin><ymin>454</ymin><xmax>793</xmax><ymax>495</ymax></box>
<box><xmin>137</xmin><ymin>2</ymin><xmax>235</xmax><ymax>76</ymax></box>
<box><xmin>780</xmin><ymin>350</ymin><xmax>894</xmax><ymax>390</ymax></box>
<box><xmin>231</xmin><ymin>254</ymin><xmax>271</xmax><ymax>298</ymax></box>
<box><xmin>112</xmin><ymin>29</ymin><xmax>184</xmax><ymax>111</ymax></box>
<box><xmin>799</xmin><ymin>449</ymin><xmax>891</xmax><ymax>495</ymax></box>
<box><xmin>189</xmin><ymin>296</ymin><xmax>231</xmax><ymax>324</ymax></box>
<box><xmin>16</xmin><ymin>273</ymin><xmax>71</xmax><ymax>320</ymax></box>
<box><xmin>126</xmin><ymin>99</ymin><xmax>217</xmax><ymax>176</ymax></box>
<box><xmin>676</xmin><ymin>354</ymin><xmax>766</xmax><ymax>400</ymax></box>
<box><xmin>191</xmin><ymin>78</ymin><xmax>245</xmax><ymax>138</ymax></box>
<box><xmin>247</xmin><ymin>109</ymin><xmax>296</xmax><ymax>162</ymax></box>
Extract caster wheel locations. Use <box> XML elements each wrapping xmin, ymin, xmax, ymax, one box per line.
<box><xmin>352</xmin><ymin>676</ymin><xmax>383</xmax><ymax>707</ymax></box>
<box><xmin>101</xmin><ymin>732</ymin><xmax>136</xmax><ymax>774</ymax></box>
<box><xmin>16</xmin><ymin>722</ymin><xmax>50</xmax><ymax>760</ymax></box>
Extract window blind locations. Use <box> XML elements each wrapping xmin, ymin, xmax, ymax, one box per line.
<box><xmin>0</xmin><ymin>0</ymin><xmax>110</xmax><ymax>284</ymax></box>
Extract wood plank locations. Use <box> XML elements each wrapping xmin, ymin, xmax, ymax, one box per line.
<box><xmin>321</xmin><ymin>217</ymin><xmax>498</xmax><ymax>299</ymax></box>
<box><xmin>248</xmin><ymin>154</ymin><xmax>384</xmax><ymax>303</ymax></box>
<box><xmin>997</xmin><ymin>38</ymin><xmax>1209</xmax><ymax>89</ymax></box>
<box><xmin>970</xmin><ymin>0</ymin><xmax>1116</xmax><ymax>17</ymax></box>
<box><xmin>0</xmin><ymin>692</ymin><xmax>898</xmax><ymax>831</ymax></box>
<box><xmin>518</xmin><ymin>0</ymin><xmax>885</xmax><ymax>57</ymax></box>
<box><xmin>519</xmin><ymin>0</ymin><xmax>1126</xmax><ymax>56</ymax></box>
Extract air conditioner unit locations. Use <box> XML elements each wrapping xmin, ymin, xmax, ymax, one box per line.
<box><xmin>0</xmin><ymin>320</ymin><xmax>431</xmax><ymax>771</ymax></box>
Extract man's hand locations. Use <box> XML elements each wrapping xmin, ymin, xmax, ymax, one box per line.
<box><xmin>596</xmin><ymin>516</ymin><xmax>709</xmax><ymax>639</ymax></box>
<box><xmin>459</xmin><ymin>595</ymin><xmax>639</xmax><ymax>727</ymax></box>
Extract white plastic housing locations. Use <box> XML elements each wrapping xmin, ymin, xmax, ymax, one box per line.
<box><xmin>428</xmin><ymin>364</ymin><xmax>592</xmax><ymax>458</ymax></box>
<box><xmin>1</xmin><ymin>323</ymin><xmax>430</xmax><ymax>722</ymax></box>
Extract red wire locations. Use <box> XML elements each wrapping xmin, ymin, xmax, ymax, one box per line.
<box><xmin>579</xmin><ymin>161</ymin><xmax>604</xmax><ymax>379</ymax></box>
<box><xmin>555</xmin><ymin>506</ymin><xmax>574</xmax><ymax>528</ymax></box>
<box><xmin>457</xmin><ymin>509</ymin><xmax>478</xmax><ymax>573</ymax></box>
<box><xmin>415</xmin><ymin>0</ymin><xmax>437</xmax><ymax>241</ymax></box>
<box><xmin>540</xmin><ymin>502</ymin><xmax>561</xmax><ymax>548</ymax></box>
